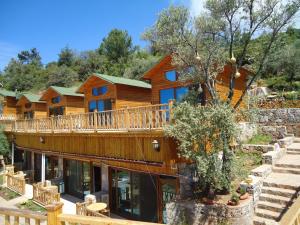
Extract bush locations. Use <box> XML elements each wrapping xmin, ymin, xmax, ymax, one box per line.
<box><xmin>247</xmin><ymin>133</ymin><xmax>272</xmax><ymax>145</ymax></box>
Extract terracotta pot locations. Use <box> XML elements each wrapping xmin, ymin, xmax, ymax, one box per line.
<box><xmin>240</xmin><ymin>192</ymin><xmax>249</xmax><ymax>200</ymax></box>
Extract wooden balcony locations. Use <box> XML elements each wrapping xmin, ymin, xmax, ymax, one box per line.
<box><xmin>2</xmin><ymin>103</ymin><xmax>170</xmax><ymax>133</ymax></box>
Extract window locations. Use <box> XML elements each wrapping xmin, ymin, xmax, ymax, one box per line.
<box><xmin>51</xmin><ymin>96</ymin><xmax>61</xmax><ymax>104</ymax></box>
<box><xmin>88</xmin><ymin>99</ymin><xmax>112</xmax><ymax>112</ymax></box>
<box><xmin>92</xmin><ymin>86</ymin><xmax>108</xmax><ymax>96</ymax></box>
<box><xmin>49</xmin><ymin>106</ymin><xmax>64</xmax><ymax>116</ymax></box>
<box><xmin>89</xmin><ymin>100</ymin><xmax>97</xmax><ymax>112</ymax></box>
<box><xmin>25</xmin><ymin>103</ymin><xmax>32</xmax><ymax>109</ymax></box>
<box><xmin>159</xmin><ymin>87</ymin><xmax>189</xmax><ymax>104</ymax></box>
<box><xmin>165</xmin><ymin>70</ymin><xmax>177</xmax><ymax>81</ymax></box>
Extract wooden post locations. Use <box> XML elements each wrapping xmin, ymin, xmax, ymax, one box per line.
<box><xmin>51</xmin><ymin>116</ymin><xmax>54</xmax><ymax>133</ymax></box>
<box><xmin>93</xmin><ymin>110</ymin><xmax>98</xmax><ymax>132</ymax></box>
<box><xmin>45</xmin><ymin>202</ymin><xmax>63</xmax><ymax>225</ymax></box>
<box><xmin>168</xmin><ymin>99</ymin><xmax>174</xmax><ymax>121</ymax></box>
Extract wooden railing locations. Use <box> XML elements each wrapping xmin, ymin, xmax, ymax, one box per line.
<box><xmin>0</xmin><ymin>114</ymin><xmax>16</xmax><ymax>120</ymax></box>
<box><xmin>0</xmin><ymin>207</ymin><xmax>47</xmax><ymax>225</ymax></box>
<box><xmin>58</xmin><ymin>214</ymin><xmax>161</xmax><ymax>225</ymax></box>
<box><xmin>33</xmin><ymin>182</ymin><xmax>60</xmax><ymax>206</ymax></box>
<box><xmin>3</xmin><ymin>103</ymin><xmax>171</xmax><ymax>133</ymax></box>
<box><xmin>6</xmin><ymin>173</ymin><xmax>25</xmax><ymax>195</ymax></box>
<box><xmin>279</xmin><ymin>195</ymin><xmax>300</xmax><ymax>225</ymax></box>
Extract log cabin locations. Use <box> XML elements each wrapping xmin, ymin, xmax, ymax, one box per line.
<box><xmin>2</xmin><ymin>57</ymin><xmax>251</xmax><ymax>224</ymax></box>
<box><xmin>39</xmin><ymin>86</ymin><xmax>84</xmax><ymax>117</ymax></box>
<box><xmin>16</xmin><ymin>93</ymin><xmax>47</xmax><ymax>119</ymax></box>
<box><xmin>0</xmin><ymin>89</ymin><xmax>19</xmax><ymax>118</ymax></box>
<box><xmin>142</xmin><ymin>55</ymin><xmax>251</xmax><ymax>107</ymax></box>
<box><xmin>77</xmin><ymin>73</ymin><xmax>152</xmax><ymax>112</ymax></box>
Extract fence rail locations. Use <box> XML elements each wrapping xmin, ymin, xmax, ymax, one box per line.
<box><xmin>0</xmin><ymin>207</ymin><xmax>47</xmax><ymax>225</ymax></box>
<box><xmin>2</xmin><ymin>103</ymin><xmax>171</xmax><ymax>133</ymax></box>
<box><xmin>33</xmin><ymin>182</ymin><xmax>60</xmax><ymax>206</ymax></box>
<box><xmin>279</xmin><ymin>195</ymin><xmax>300</xmax><ymax>225</ymax></box>
<box><xmin>6</xmin><ymin>173</ymin><xmax>25</xmax><ymax>195</ymax></box>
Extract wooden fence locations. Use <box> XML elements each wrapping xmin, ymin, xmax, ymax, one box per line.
<box><xmin>0</xmin><ymin>207</ymin><xmax>47</xmax><ymax>225</ymax></box>
<box><xmin>33</xmin><ymin>182</ymin><xmax>60</xmax><ymax>206</ymax></box>
<box><xmin>279</xmin><ymin>195</ymin><xmax>300</xmax><ymax>225</ymax></box>
<box><xmin>6</xmin><ymin>173</ymin><xmax>25</xmax><ymax>195</ymax></box>
<box><xmin>0</xmin><ymin>203</ymin><xmax>161</xmax><ymax>225</ymax></box>
<box><xmin>2</xmin><ymin>103</ymin><xmax>171</xmax><ymax>133</ymax></box>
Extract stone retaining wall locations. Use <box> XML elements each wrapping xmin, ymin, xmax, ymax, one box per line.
<box><xmin>166</xmin><ymin>198</ymin><xmax>253</xmax><ymax>225</ymax></box>
<box><xmin>258</xmin><ymin>108</ymin><xmax>300</xmax><ymax>136</ymax></box>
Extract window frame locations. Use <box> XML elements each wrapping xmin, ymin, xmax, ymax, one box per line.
<box><xmin>92</xmin><ymin>86</ymin><xmax>108</xmax><ymax>96</ymax></box>
<box><xmin>51</xmin><ymin>96</ymin><xmax>61</xmax><ymax>104</ymax></box>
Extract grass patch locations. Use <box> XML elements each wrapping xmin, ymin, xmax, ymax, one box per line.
<box><xmin>247</xmin><ymin>133</ymin><xmax>272</xmax><ymax>145</ymax></box>
<box><xmin>17</xmin><ymin>199</ymin><xmax>46</xmax><ymax>212</ymax></box>
<box><xmin>231</xmin><ymin>149</ymin><xmax>263</xmax><ymax>190</ymax></box>
<box><xmin>0</xmin><ymin>186</ymin><xmax>20</xmax><ymax>200</ymax></box>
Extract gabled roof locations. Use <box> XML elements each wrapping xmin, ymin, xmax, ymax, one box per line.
<box><xmin>40</xmin><ymin>86</ymin><xmax>83</xmax><ymax>101</ymax></box>
<box><xmin>0</xmin><ymin>89</ymin><xmax>16</xmax><ymax>97</ymax></box>
<box><xmin>77</xmin><ymin>73</ymin><xmax>151</xmax><ymax>93</ymax></box>
<box><xmin>16</xmin><ymin>93</ymin><xmax>45</xmax><ymax>106</ymax></box>
<box><xmin>142</xmin><ymin>55</ymin><xmax>171</xmax><ymax>80</ymax></box>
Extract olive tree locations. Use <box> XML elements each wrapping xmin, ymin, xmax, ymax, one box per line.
<box><xmin>143</xmin><ymin>0</ymin><xmax>300</xmax><ymax>196</ymax></box>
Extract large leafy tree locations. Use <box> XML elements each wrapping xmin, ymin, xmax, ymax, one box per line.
<box><xmin>143</xmin><ymin>1</ymin><xmax>300</xmax><ymax>195</ymax></box>
<box><xmin>45</xmin><ymin>64</ymin><xmax>78</xmax><ymax>87</ymax></box>
<box><xmin>58</xmin><ymin>46</ymin><xmax>76</xmax><ymax>67</ymax></box>
<box><xmin>0</xmin><ymin>128</ymin><xmax>9</xmax><ymax>158</ymax></box>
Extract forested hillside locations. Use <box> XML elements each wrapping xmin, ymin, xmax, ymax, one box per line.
<box><xmin>0</xmin><ymin>27</ymin><xmax>299</xmax><ymax>95</ymax></box>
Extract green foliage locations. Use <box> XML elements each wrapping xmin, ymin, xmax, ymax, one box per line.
<box><xmin>165</xmin><ymin>102</ymin><xmax>238</xmax><ymax>195</ymax></box>
<box><xmin>230</xmin><ymin>192</ymin><xmax>239</xmax><ymax>204</ymax></box>
<box><xmin>58</xmin><ymin>46</ymin><xmax>76</xmax><ymax>67</ymax></box>
<box><xmin>247</xmin><ymin>133</ymin><xmax>272</xmax><ymax>145</ymax></box>
<box><xmin>0</xmin><ymin>187</ymin><xmax>20</xmax><ymax>200</ymax></box>
<box><xmin>0</xmin><ymin>128</ymin><xmax>9</xmax><ymax>157</ymax></box>
<box><xmin>45</xmin><ymin>64</ymin><xmax>78</xmax><ymax>87</ymax></box>
<box><xmin>18</xmin><ymin>200</ymin><xmax>45</xmax><ymax>212</ymax></box>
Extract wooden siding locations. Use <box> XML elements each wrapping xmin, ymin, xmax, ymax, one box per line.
<box><xmin>81</xmin><ymin>77</ymin><xmax>117</xmax><ymax>112</ymax></box>
<box><xmin>42</xmin><ymin>89</ymin><xmax>84</xmax><ymax>116</ymax></box>
<box><xmin>16</xmin><ymin>97</ymin><xmax>47</xmax><ymax>119</ymax></box>
<box><xmin>143</xmin><ymin>55</ymin><xmax>186</xmax><ymax>104</ymax></box>
<box><xmin>115</xmin><ymin>84</ymin><xmax>151</xmax><ymax>109</ymax></box>
<box><xmin>80</xmin><ymin>76</ymin><xmax>151</xmax><ymax>112</ymax></box>
<box><xmin>12</xmin><ymin>131</ymin><xmax>179</xmax><ymax>175</ymax></box>
<box><xmin>1</xmin><ymin>96</ymin><xmax>18</xmax><ymax>116</ymax></box>
<box><xmin>143</xmin><ymin>55</ymin><xmax>250</xmax><ymax>106</ymax></box>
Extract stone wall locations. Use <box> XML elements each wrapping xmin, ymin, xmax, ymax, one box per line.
<box><xmin>238</xmin><ymin>122</ymin><xmax>257</xmax><ymax>142</ymax></box>
<box><xmin>166</xmin><ymin>198</ymin><xmax>253</xmax><ymax>225</ymax></box>
<box><xmin>258</xmin><ymin>108</ymin><xmax>300</xmax><ymax>136</ymax></box>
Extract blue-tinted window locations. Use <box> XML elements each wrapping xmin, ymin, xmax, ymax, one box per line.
<box><xmin>92</xmin><ymin>86</ymin><xmax>108</xmax><ymax>96</ymax></box>
<box><xmin>175</xmin><ymin>87</ymin><xmax>189</xmax><ymax>102</ymax></box>
<box><xmin>92</xmin><ymin>88</ymin><xmax>98</xmax><ymax>96</ymax></box>
<box><xmin>89</xmin><ymin>100</ymin><xmax>97</xmax><ymax>112</ymax></box>
<box><xmin>51</xmin><ymin>96</ymin><xmax>61</xmax><ymax>104</ymax></box>
<box><xmin>99</xmin><ymin>86</ymin><xmax>108</xmax><ymax>95</ymax></box>
<box><xmin>97</xmin><ymin>100</ymin><xmax>104</xmax><ymax>112</ymax></box>
<box><xmin>165</xmin><ymin>70</ymin><xmax>177</xmax><ymax>81</ymax></box>
<box><xmin>160</xmin><ymin>88</ymin><xmax>175</xmax><ymax>104</ymax></box>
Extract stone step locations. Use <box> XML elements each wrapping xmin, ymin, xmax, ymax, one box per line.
<box><xmin>259</xmin><ymin>193</ymin><xmax>291</xmax><ymax>205</ymax></box>
<box><xmin>275</xmin><ymin>163</ymin><xmax>300</xmax><ymax>169</ymax></box>
<box><xmin>287</xmin><ymin>147</ymin><xmax>300</xmax><ymax>152</ymax></box>
<box><xmin>257</xmin><ymin>201</ymin><xmax>285</xmax><ymax>213</ymax></box>
<box><xmin>287</xmin><ymin>143</ymin><xmax>300</xmax><ymax>151</ymax></box>
<box><xmin>253</xmin><ymin>215</ymin><xmax>277</xmax><ymax>225</ymax></box>
<box><xmin>261</xmin><ymin>186</ymin><xmax>296</xmax><ymax>198</ymax></box>
<box><xmin>255</xmin><ymin>208</ymin><xmax>281</xmax><ymax>221</ymax></box>
<box><xmin>263</xmin><ymin>181</ymin><xmax>299</xmax><ymax>191</ymax></box>
<box><xmin>294</xmin><ymin>137</ymin><xmax>300</xmax><ymax>143</ymax></box>
<box><xmin>287</xmin><ymin>151</ymin><xmax>300</xmax><ymax>155</ymax></box>
<box><xmin>273</xmin><ymin>166</ymin><xmax>300</xmax><ymax>175</ymax></box>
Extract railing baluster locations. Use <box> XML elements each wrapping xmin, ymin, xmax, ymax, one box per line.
<box><xmin>13</xmin><ymin>216</ymin><xmax>19</xmax><ymax>225</ymax></box>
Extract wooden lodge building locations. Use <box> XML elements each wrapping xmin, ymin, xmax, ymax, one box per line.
<box><xmin>16</xmin><ymin>93</ymin><xmax>47</xmax><ymax>119</ymax></box>
<box><xmin>2</xmin><ymin>55</ymin><xmax>251</xmax><ymax>224</ymax></box>
<box><xmin>77</xmin><ymin>73</ymin><xmax>152</xmax><ymax>112</ymax></box>
<box><xmin>40</xmin><ymin>86</ymin><xmax>84</xmax><ymax>117</ymax></box>
<box><xmin>0</xmin><ymin>89</ymin><xmax>18</xmax><ymax>118</ymax></box>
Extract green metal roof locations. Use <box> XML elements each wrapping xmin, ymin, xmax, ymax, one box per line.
<box><xmin>22</xmin><ymin>93</ymin><xmax>44</xmax><ymax>103</ymax></box>
<box><xmin>50</xmin><ymin>86</ymin><xmax>83</xmax><ymax>97</ymax></box>
<box><xmin>0</xmin><ymin>89</ymin><xmax>16</xmax><ymax>97</ymax></box>
<box><xmin>93</xmin><ymin>73</ymin><xmax>151</xmax><ymax>89</ymax></box>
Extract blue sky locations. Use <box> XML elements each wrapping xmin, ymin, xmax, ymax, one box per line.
<box><xmin>0</xmin><ymin>0</ymin><xmax>190</xmax><ymax>70</ymax></box>
<box><xmin>0</xmin><ymin>0</ymin><xmax>299</xmax><ymax>70</ymax></box>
